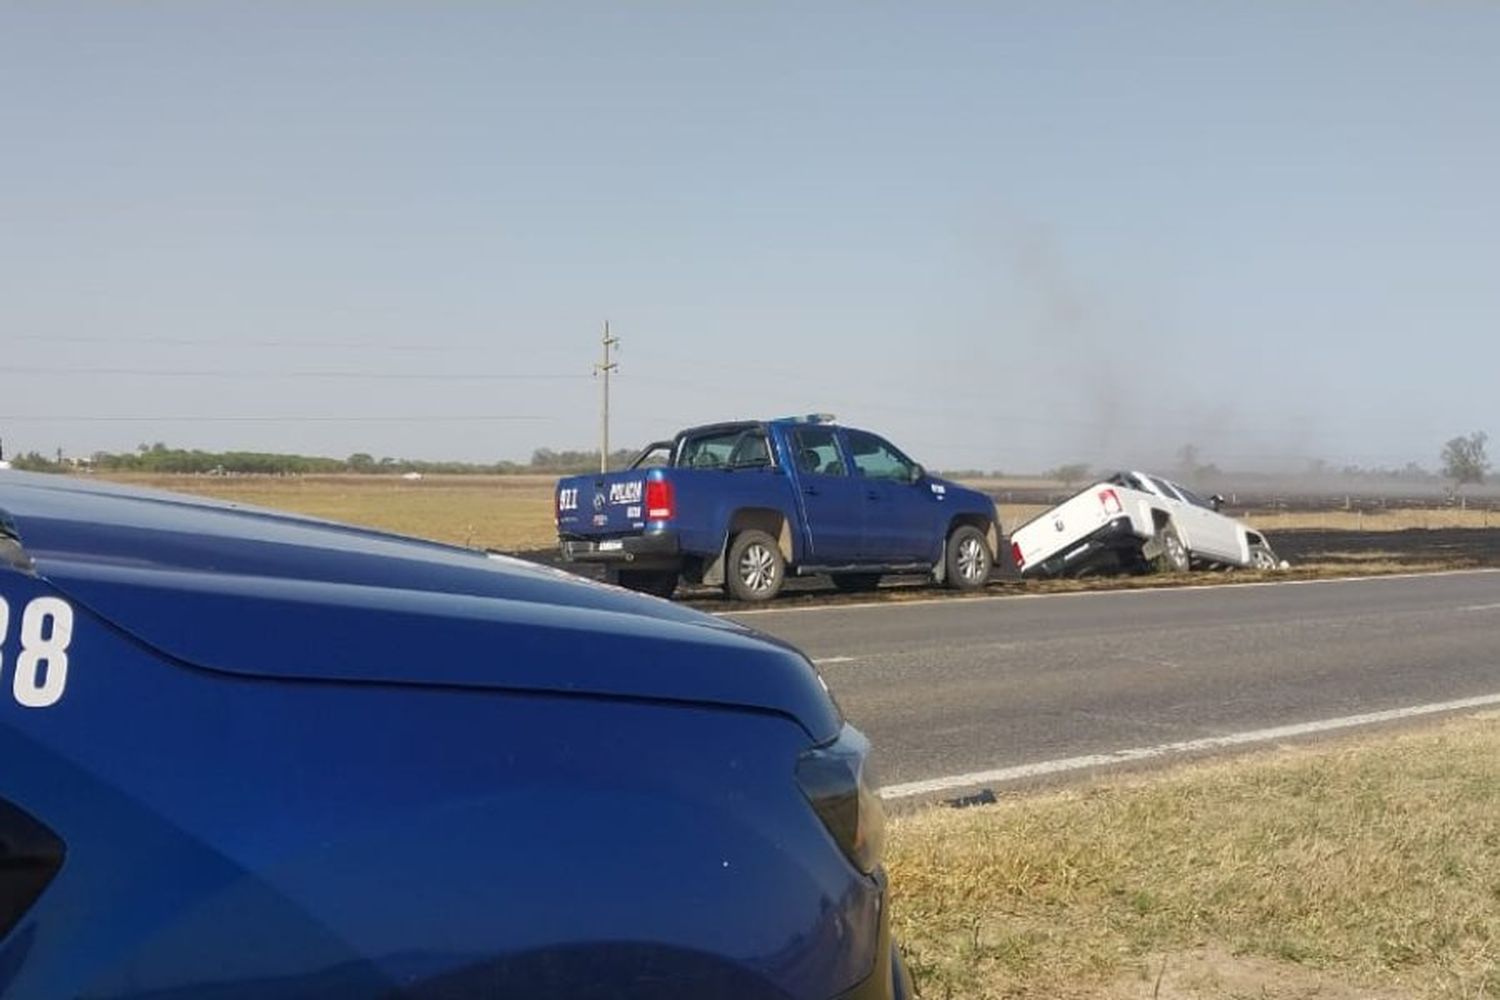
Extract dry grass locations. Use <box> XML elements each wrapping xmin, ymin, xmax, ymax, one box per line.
<box><xmin>102</xmin><ymin>473</ymin><xmax>559</xmax><ymax>551</ymax></box>
<box><xmin>88</xmin><ymin>473</ymin><xmax>1498</xmax><ymax>557</ymax></box>
<box><xmin>887</xmin><ymin>714</ymin><xmax>1500</xmax><ymax>999</ymax></box>
<box><xmin>1243</xmin><ymin>508</ymin><xmax>1499</xmax><ymax>532</ymax></box>
<box><xmin>999</xmin><ymin>504</ymin><xmax>1054</xmax><ymax>535</ymax></box>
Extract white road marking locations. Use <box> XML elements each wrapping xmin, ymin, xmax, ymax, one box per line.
<box><xmin>718</xmin><ymin>568</ymin><xmax>1500</xmax><ymax>618</ymax></box>
<box><xmin>812</xmin><ymin>655</ymin><xmax>858</xmax><ymax>665</ymax></box>
<box><xmin>1461</xmin><ymin>603</ymin><xmax>1500</xmax><ymax>612</ymax></box>
<box><xmin>878</xmin><ymin>692</ymin><xmax>1500</xmax><ymax>801</ymax></box>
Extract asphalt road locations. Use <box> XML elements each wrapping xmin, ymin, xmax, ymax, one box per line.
<box><xmin>726</xmin><ymin>570</ymin><xmax>1500</xmax><ymax>802</ymax></box>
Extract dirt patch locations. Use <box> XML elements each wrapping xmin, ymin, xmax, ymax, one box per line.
<box><xmin>1101</xmin><ymin>946</ymin><xmax>1407</xmax><ymax>1000</ymax></box>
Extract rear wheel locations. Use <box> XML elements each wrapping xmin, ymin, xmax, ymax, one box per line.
<box><xmin>726</xmin><ymin>530</ymin><xmax>785</xmax><ymax>601</ymax></box>
<box><xmin>1156</xmin><ymin>524</ymin><xmax>1191</xmax><ymax>573</ymax></box>
<box><xmin>944</xmin><ymin>525</ymin><xmax>992</xmax><ymax>591</ymax></box>
<box><xmin>831</xmin><ymin>573</ymin><xmax>882</xmax><ymax>593</ymax></box>
<box><xmin>614</xmin><ymin>568</ymin><xmax>679</xmax><ymax>599</ymax></box>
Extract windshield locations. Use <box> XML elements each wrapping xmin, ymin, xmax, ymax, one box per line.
<box><xmin>1147</xmin><ymin>476</ymin><xmax>1183</xmax><ymax>501</ymax></box>
<box><xmin>1172</xmin><ymin>482</ymin><xmax>1216</xmax><ymax>509</ymax></box>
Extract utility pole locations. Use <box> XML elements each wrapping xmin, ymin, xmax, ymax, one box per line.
<box><xmin>594</xmin><ymin>321</ymin><xmax>620</xmax><ymax>473</ymax></box>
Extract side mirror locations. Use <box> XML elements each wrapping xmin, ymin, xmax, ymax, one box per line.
<box><xmin>909</xmin><ymin>464</ymin><xmax>926</xmax><ymax>485</ymax></box>
<box><xmin>1210</xmin><ymin>494</ymin><xmax>1225</xmax><ymax>512</ymax></box>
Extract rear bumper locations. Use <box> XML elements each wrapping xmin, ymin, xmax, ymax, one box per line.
<box><xmin>559</xmin><ymin>530</ymin><xmax>681</xmax><ymax>566</ymax></box>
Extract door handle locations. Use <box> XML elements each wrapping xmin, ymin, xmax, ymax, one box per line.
<box><xmin>803</xmin><ymin>486</ymin><xmax>819</xmax><ymax>496</ymax></box>
<box><xmin>866</xmin><ymin>491</ymin><xmax>880</xmax><ymax>501</ymax></box>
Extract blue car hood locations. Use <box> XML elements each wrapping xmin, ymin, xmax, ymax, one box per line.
<box><xmin>929</xmin><ymin>475</ymin><xmax>991</xmax><ymax>507</ymax></box>
<box><xmin>0</xmin><ymin>472</ymin><xmax>840</xmax><ymax>740</ymax></box>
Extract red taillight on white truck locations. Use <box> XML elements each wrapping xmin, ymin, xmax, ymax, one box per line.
<box><xmin>1097</xmin><ymin>488</ymin><xmax>1123</xmax><ymax>515</ymax></box>
<box><xmin>645</xmin><ymin>479</ymin><xmax>675</xmax><ymax>520</ymax></box>
<box><xmin>1011</xmin><ymin>540</ymin><xmax>1024</xmax><ymax>569</ymax></box>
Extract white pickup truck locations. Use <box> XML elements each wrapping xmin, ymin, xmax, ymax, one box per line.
<box><xmin>1010</xmin><ymin>471</ymin><xmax>1283</xmax><ymax>578</ymax></box>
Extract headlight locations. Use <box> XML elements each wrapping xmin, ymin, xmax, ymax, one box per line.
<box><xmin>795</xmin><ymin>725</ymin><xmax>886</xmax><ymax>874</ymax></box>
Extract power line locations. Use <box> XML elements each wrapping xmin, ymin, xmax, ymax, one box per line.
<box><xmin>5</xmin><ymin>366</ymin><xmax>589</xmax><ymax>381</ymax></box>
<box><xmin>9</xmin><ymin>334</ymin><xmax>478</xmax><ymax>353</ymax></box>
<box><xmin>0</xmin><ymin>414</ymin><xmax>553</xmax><ymax>423</ymax></box>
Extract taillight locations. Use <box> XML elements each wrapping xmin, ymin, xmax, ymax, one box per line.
<box><xmin>1011</xmin><ymin>540</ymin><xmax>1024</xmax><ymax>569</ymax></box>
<box><xmin>1098</xmin><ymin>488</ymin><xmax>1122</xmax><ymax>515</ymax></box>
<box><xmin>645</xmin><ymin>479</ymin><xmax>674</xmax><ymax>520</ymax></box>
<box><xmin>795</xmin><ymin>725</ymin><xmax>886</xmax><ymax>874</ymax></box>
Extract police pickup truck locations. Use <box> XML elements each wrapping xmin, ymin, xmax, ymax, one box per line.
<box><xmin>556</xmin><ymin>415</ymin><xmax>1000</xmax><ymax>601</ymax></box>
<box><xmin>1010</xmin><ymin>470</ymin><xmax>1283</xmax><ymax>578</ymax></box>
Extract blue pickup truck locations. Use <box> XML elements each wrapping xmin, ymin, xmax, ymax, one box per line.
<box><xmin>0</xmin><ymin>470</ymin><xmax>910</xmax><ymax>998</ymax></box>
<box><xmin>556</xmin><ymin>415</ymin><xmax>1001</xmax><ymax>601</ymax></box>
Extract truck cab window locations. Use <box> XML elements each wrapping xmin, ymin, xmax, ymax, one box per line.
<box><xmin>679</xmin><ymin>429</ymin><xmax>760</xmax><ymax>469</ymax></box>
<box><xmin>630</xmin><ymin>442</ymin><xmax>674</xmax><ymax>469</ymax></box>
<box><xmin>1148</xmin><ymin>476</ymin><xmax>1183</xmax><ymax>501</ymax></box>
<box><xmin>845</xmin><ymin>430</ymin><xmax>915</xmax><ymax>482</ymax></box>
<box><xmin>726</xmin><ymin>432</ymin><xmax>772</xmax><ymax>468</ymax></box>
<box><xmin>792</xmin><ymin>427</ymin><xmax>846</xmax><ymax>476</ymax></box>
<box><xmin>1172</xmin><ymin>482</ymin><xmax>1214</xmax><ymax>509</ymax></box>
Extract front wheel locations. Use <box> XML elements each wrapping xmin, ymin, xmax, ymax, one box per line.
<box><xmin>726</xmin><ymin>529</ymin><xmax>786</xmax><ymax>602</ymax></box>
<box><xmin>1248</xmin><ymin>544</ymin><xmax>1280</xmax><ymax>571</ymax></box>
<box><xmin>944</xmin><ymin>525</ymin><xmax>993</xmax><ymax>591</ymax></box>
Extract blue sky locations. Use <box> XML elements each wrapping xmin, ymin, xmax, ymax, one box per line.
<box><xmin>2</xmin><ymin>2</ymin><xmax>1496</xmax><ymax>471</ymax></box>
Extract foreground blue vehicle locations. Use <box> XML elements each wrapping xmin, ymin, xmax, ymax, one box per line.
<box><xmin>0</xmin><ymin>471</ymin><xmax>910</xmax><ymax>999</ymax></box>
<box><xmin>556</xmin><ymin>415</ymin><xmax>1000</xmax><ymax>601</ymax></box>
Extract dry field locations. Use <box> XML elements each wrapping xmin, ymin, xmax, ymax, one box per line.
<box><xmin>889</xmin><ymin>713</ymin><xmax>1500</xmax><ymax>999</ymax></box>
<box><xmin>102</xmin><ymin>473</ymin><xmax>559</xmax><ymax>551</ymax></box>
<box><xmin>94</xmin><ymin>472</ymin><xmax>1500</xmax><ymax>554</ymax></box>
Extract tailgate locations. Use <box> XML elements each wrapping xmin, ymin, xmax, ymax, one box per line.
<box><xmin>555</xmin><ymin>471</ymin><xmax>653</xmax><ymax>538</ymax></box>
<box><xmin>1012</xmin><ymin>485</ymin><xmax>1115</xmax><ymax>567</ymax></box>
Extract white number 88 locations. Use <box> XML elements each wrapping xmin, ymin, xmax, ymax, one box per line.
<box><xmin>0</xmin><ymin>596</ymin><xmax>73</xmax><ymax>708</ymax></box>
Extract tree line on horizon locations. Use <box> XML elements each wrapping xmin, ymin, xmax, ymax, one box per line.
<box><xmin>5</xmin><ymin>442</ymin><xmax>640</xmax><ymax>477</ymax></box>
<box><xmin>6</xmin><ymin>433</ymin><xmax>1489</xmax><ymax>488</ymax></box>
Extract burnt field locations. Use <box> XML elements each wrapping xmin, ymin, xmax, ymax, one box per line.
<box><xmin>1269</xmin><ymin>526</ymin><xmax>1500</xmax><ymax>569</ymax></box>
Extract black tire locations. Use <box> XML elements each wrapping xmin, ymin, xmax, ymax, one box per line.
<box><xmin>1248</xmin><ymin>543</ymin><xmax>1279</xmax><ymax>571</ymax></box>
<box><xmin>944</xmin><ymin>525</ymin><xmax>992</xmax><ymax>591</ymax></box>
<box><xmin>726</xmin><ymin>530</ymin><xmax>786</xmax><ymax>602</ymax></box>
<box><xmin>1156</xmin><ymin>524</ymin><xmax>1191</xmax><ymax>573</ymax></box>
<box><xmin>831</xmin><ymin>573</ymin><xmax>882</xmax><ymax>593</ymax></box>
<box><xmin>614</xmin><ymin>568</ymin><xmax>679</xmax><ymax>599</ymax></box>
